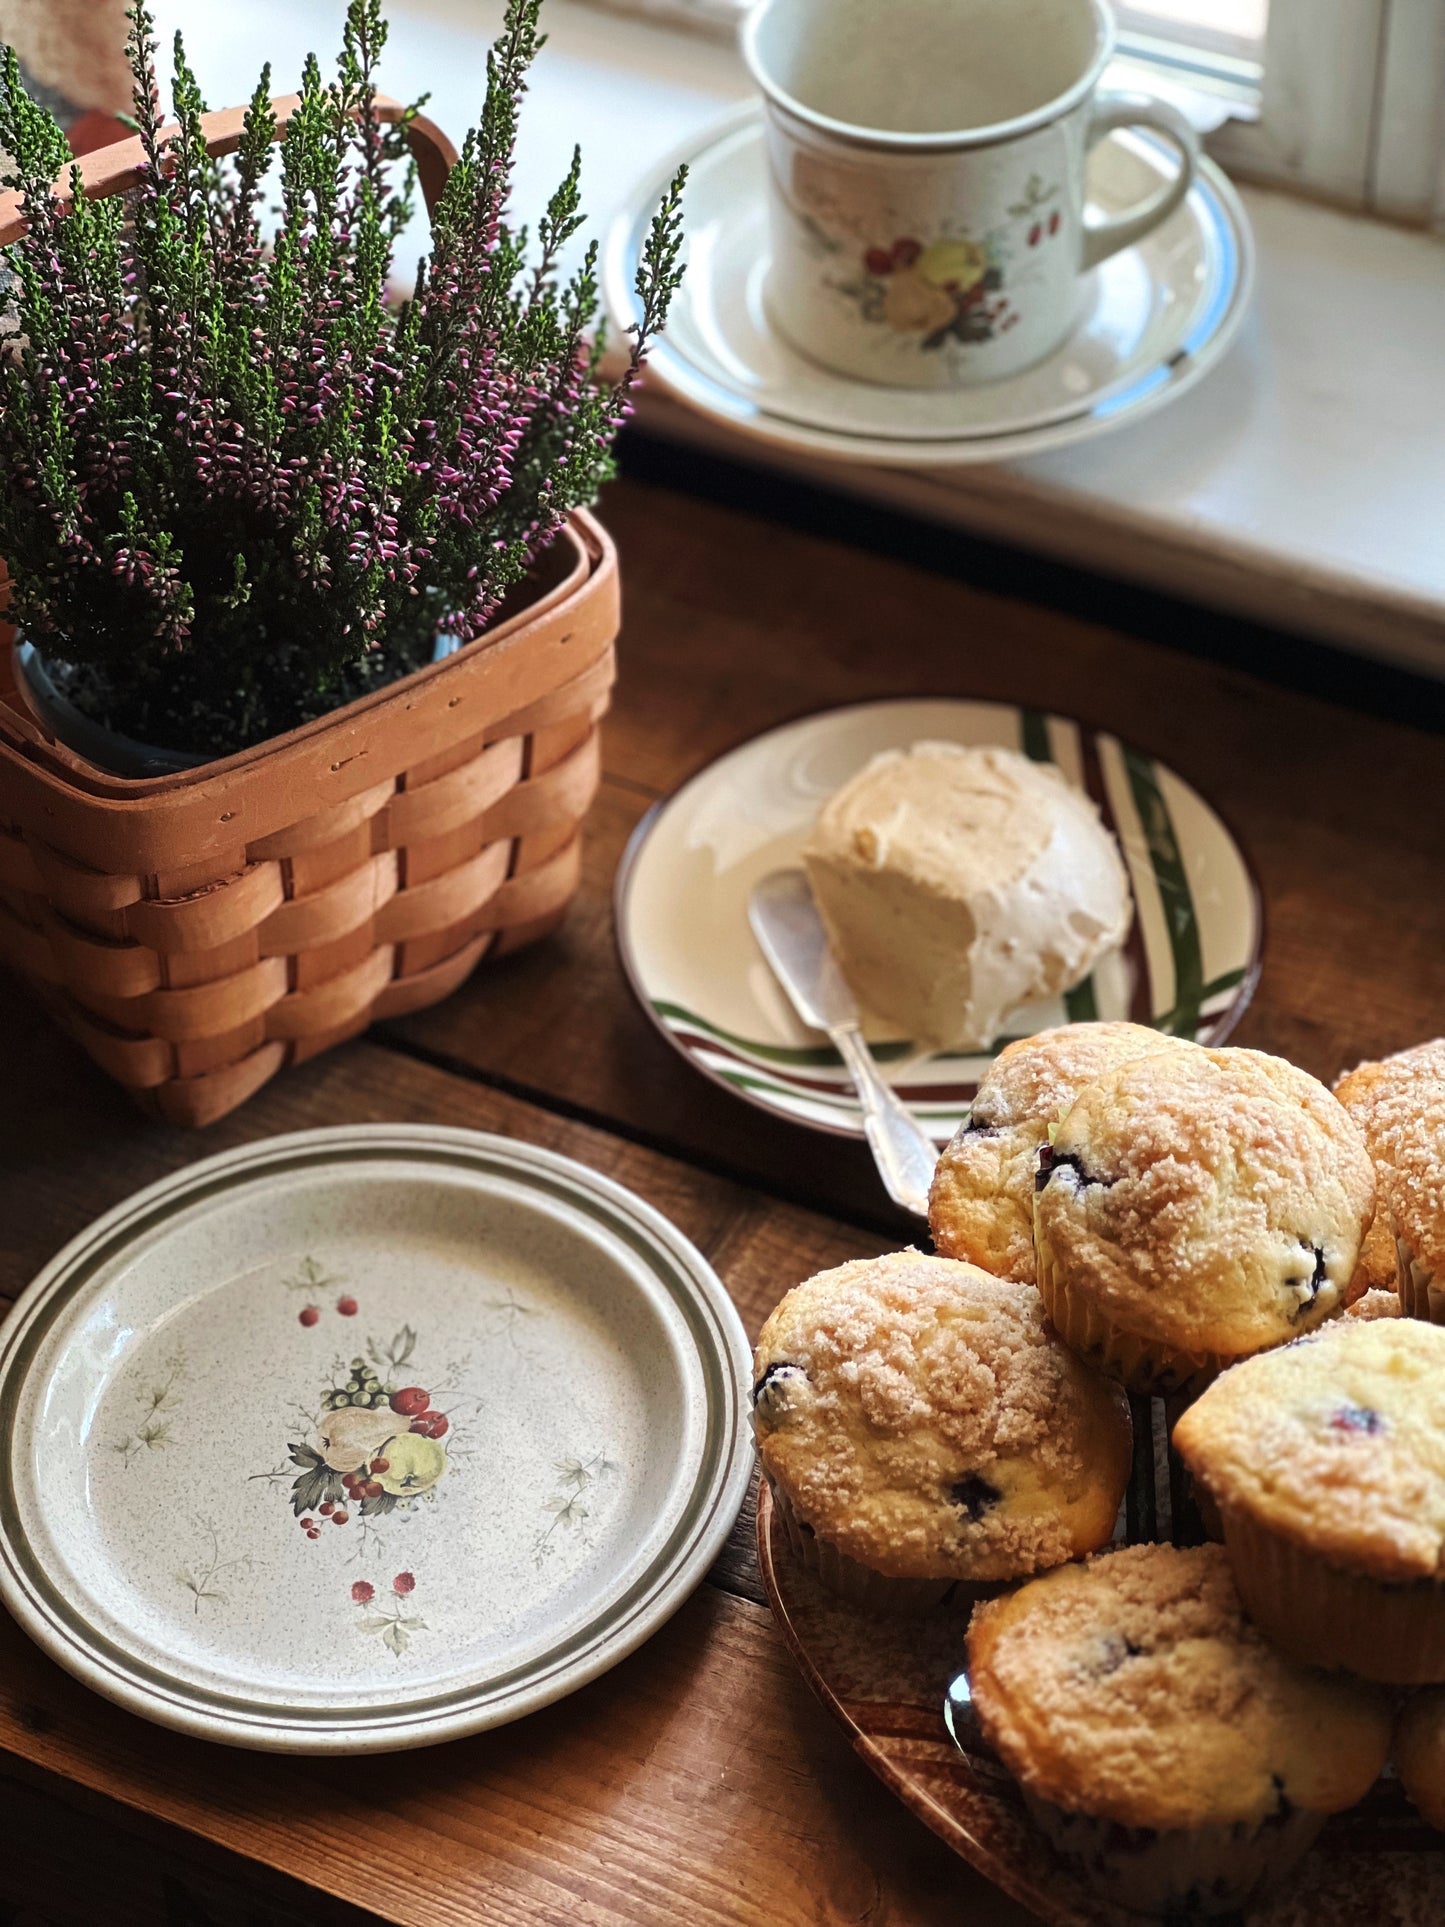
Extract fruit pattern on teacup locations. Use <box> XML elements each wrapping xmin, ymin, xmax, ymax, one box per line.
<box><xmin>794</xmin><ymin>158</ymin><xmax>1066</xmax><ymax>354</ymax></box>
<box><xmin>849</xmin><ymin>234</ymin><xmax>1017</xmax><ymax>347</ymax></box>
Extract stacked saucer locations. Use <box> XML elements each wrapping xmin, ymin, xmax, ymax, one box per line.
<box><xmin>603</xmin><ymin>103</ymin><xmax>1253</xmax><ymax>467</ymax></box>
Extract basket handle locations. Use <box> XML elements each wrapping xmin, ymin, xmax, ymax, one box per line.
<box><xmin>0</xmin><ymin>90</ymin><xmax>458</xmax><ymax>247</ymax></box>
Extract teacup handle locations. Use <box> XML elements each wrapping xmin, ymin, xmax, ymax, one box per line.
<box><xmin>1081</xmin><ymin>93</ymin><xmax>1201</xmax><ymax>270</ymax></box>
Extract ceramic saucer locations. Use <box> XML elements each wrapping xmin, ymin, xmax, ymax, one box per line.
<box><xmin>603</xmin><ymin>103</ymin><xmax>1254</xmax><ymax>464</ymax></box>
<box><xmin>615</xmin><ymin>699</ymin><xmax>1262</xmax><ymax>1143</ymax></box>
<box><xmin>0</xmin><ymin>1126</ymin><xmax>754</xmax><ymax>1753</ymax></box>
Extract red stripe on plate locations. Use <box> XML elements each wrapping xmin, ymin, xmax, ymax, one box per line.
<box><xmin>669</xmin><ymin>1027</ymin><xmax>980</xmax><ymax>1107</ymax></box>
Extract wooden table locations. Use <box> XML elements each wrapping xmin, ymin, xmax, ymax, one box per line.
<box><xmin>3</xmin><ymin>469</ymin><xmax>1443</xmax><ymax>1926</ymax></box>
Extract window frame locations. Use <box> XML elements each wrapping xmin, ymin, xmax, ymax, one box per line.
<box><xmin>1207</xmin><ymin>0</ymin><xmax>1445</xmax><ymax>223</ymax></box>
<box><xmin>589</xmin><ymin>0</ymin><xmax>1445</xmax><ymax>226</ymax></box>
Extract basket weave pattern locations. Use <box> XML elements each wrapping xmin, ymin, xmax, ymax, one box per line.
<box><xmin>0</xmin><ymin>97</ymin><xmax>620</xmax><ymax>1126</ymax></box>
<box><xmin>0</xmin><ymin>516</ymin><xmax>616</xmax><ymax>1126</ymax></box>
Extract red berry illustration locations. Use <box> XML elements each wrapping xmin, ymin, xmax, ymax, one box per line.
<box><xmin>892</xmin><ymin>237</ymin><xmax>921</xmax><ymax>267</ymax></box>
<box><xmin>410</xmin><ymin>1411</ymin><xmax>448</xmax><ymax>1439</ymax></box>
<box><xmin>299</xmin><ymin>1516</ymin><xmax>314</xmax><ymax>1529</ymax></box>
<box><xmin>351</xmin><ymin>1581</ymin><xmax>374</xmax><ymax>1605</ymax></box>
<box><xmin>1049</xmin><ymin>209</ymin><xmax>1061</xmax><ymax>235</ymax></box>
<box><xmin>389</xmin><ymin>1387</ymin><xmax>431</xmax><ymax>1417</ymax></box>
<box><xmin>370</xmin><ymin>1458</ymin><xmax>389</xmax><ymax>1474</ymax></box>
<box><xmin>864</xmin><ymin>245</ymin><xmax>892</xmax><ymax>276</ymax></box>
<box><xmin>320</xmin><ymin>1502</ymin><xmax>335</xmax><ymax>1516</ymax></box>
<box><xmin>336</xmin><ymin>1295</ymin><xmax>358</xmax><ymax>1317</ymax></box>
<box><xmin>332</xmin><ymin>1509</ymin><xmax>349</xmax><ymax>1526</ymax></box>
<box><xmin>298</xmin><ymin>1306</ymin><xmax>320</xmax><ymax>1327</ymax></box>
<box><xmin>308</xmin><ymin>1529</ymin><xmax>321</xmax><ymax>1540</ymax></box>
<box><xmin>365</xmin><ymin>1479</ymin><xmax>385</xmax><ymax>1499</ymax></box>
<box><xmin>1028</xmin><ymin>223</ymin><xmax>1041</xmax><ymax>247</ymax></box>
<box><xmin>394</xmin><ymin>1572</ymin><xmax>416</xmax><ymax>1595</ymax></box>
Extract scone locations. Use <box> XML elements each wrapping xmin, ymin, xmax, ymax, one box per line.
<box><xmin>1335</xmin><ymin>1040</ymin><xmax>1445</xmax><ymax>1321</ymax></box>
<box><xmin>1174</xmin><ymin>1319</ymin><xmax>1445</xmax><ymax>1682</ymax></box>
<box><xmin>752</xmin><ymin>1252</ymin><xmax>1131</xmax><ymax>1612</ymax></box>
<box><xmin>802</xmin><ymin>742</ymin><xmax>1131</xmax><ymax>1052</ymax></box>
<box><xmin>1032</xmin><ymin>1046</ymin><xmax>1375</xmax><ymax>1394</ymax></box>
<box><xmin>929</xmin><ymin>1021</ymin><xmax>1194</xmax><ymax>1284</ymax></box>
<box><xmin>966</xmin><ymin>1543</ymin><xmax>1392</xmax><ymax>1917</ymax></box>
<box><xmin>1396</xmin><ymin>1690</ymin><xmax>1445</xmax><ymax>1829</ymax></box>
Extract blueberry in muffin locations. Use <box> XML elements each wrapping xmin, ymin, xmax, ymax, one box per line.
<box><xmin>1174</xmin><ymin>1317</ymin><xmax>1445</xmax><ymax>1682</ymax></box>
<box><xmin>929</xmin><ymin>1021</ymin><xmax>1195</xmax><ymax>1285</ymax></box>
<box><xmin>966</xmin><ymin>1542</ymin><xmax>1392</xmax><ymax>1916</ymax></box>
<box><xmin>752</xmin><ymin>1252</ymin><xmax>1131</xmax><ymax>1612</ymax></box>
<box><xmin>1032</xmin><ymin>1045</ymin><xmax>1375</xmax><ymax>1394</ymax></box>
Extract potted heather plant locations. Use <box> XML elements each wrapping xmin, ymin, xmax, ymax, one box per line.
<box><xmin>0</xmin><ymin>0</ymin><xmax>683</xmax><ymax>1126</ymax></box>
<box><xmin>0</xmin><ymin>0</ymin><xmax>683</xmax><ymax>770</ymax></box>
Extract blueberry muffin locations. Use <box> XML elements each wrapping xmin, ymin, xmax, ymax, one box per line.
<box><xmin>1335</xmin><ymin>1040</ymin><xmax>1445</xmax><ymax>1321</ymax></box>
<box><xmin>1396</xmin><ymin>1689</ymin><xmax>1445</xmax><ymax>1829</ymax></box>
<box><xmin>966</xmin><ymin>1542</ymin><xmax>1392</xmax><ymax>1916</ymax></box>
<box><xmin>1174</xmin><ymin>1318</ymin><xmax>1445</xmax><ymax>1682</ymax></box>
<box><xmin>752</xmin><ymin>1252</ymin><xmax>1131</xmax><ymax>1612</ymax></box>
<box><xmin>1032</xmin><ymin>1046</ymin><xmax>1375</xmax><ymax>1394</ymax></box>
<box><xmin>929</xmin><ymin>1021</ymin><xmax>1194</xmax><ymax>1285</ymax></box>
<box><xmin>1343</xmin><ymin>1288</ymin><xmax>1401</xmax><ymax>1322</ymax></box>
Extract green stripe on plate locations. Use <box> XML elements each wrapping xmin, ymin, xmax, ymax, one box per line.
<box><xmin>1121</xmin><ymin>747</ymin><xmax>1205</xmax><ymax>1036</ymax></box>
<box><xmin>1150</xmin><ymin>965</ymin><xmax>1247</xmax><ymax>1037</ymax></box>
<box><xmin>711</xmin><ymin>1065</ymin><xmax>961</xmax><ymax>1118</ymax></box>
<box><xmin>1020</xmin><ymin>710</ymin><xmax>1051</xmax><ymax>762</ymax></box>
<box><xmin>1063</xmin><ymin>976</ymin><xmax>1100</xmax><ymax>1023</ymax></box>
<box><xmin>1022</xmin><ymin>710</ymin><xmax>1098</xmax><ymax>1024</ymax></box>
<box><xmin>653</xmin><ymin>1000</ymin><xmax>916</xmax><ymax>1066</ymax></box>
<box><xmin>709</xmin><ymin>1067</ymin><xmax>860</xmax><ymax>1111</ymax></box>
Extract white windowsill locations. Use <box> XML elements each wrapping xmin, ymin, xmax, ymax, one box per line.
<box><xmin>162</xmin><ymin>0</ymin><xmax>1445</xmax><ymax>678</ymax></box>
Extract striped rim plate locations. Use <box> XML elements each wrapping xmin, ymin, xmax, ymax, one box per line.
<box><xmin>616</xmin><ymin>700</ymin><xmax>1262</xmax><ymax>1143</ymax></box>
<box><xmin>0</xmin><ymin>1127</ymin><xmax>754</xmax><ymax>1752</ymax></box>
<box><xmin>602</xmin><ymin>106</ymin><xmax>1254</xmax><ymax>468</ymax></box>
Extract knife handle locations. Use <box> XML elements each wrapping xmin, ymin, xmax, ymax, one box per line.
<box><xmin>831</xmin><ymin>1024</ymin><xmax>938</xmax><ymax>1219</ymax></box>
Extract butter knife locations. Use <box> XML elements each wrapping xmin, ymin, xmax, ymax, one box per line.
<box><xmin>747</xmin><ymin>869</ymin><xmax>939</xmax><ymax>1218</ymax></box>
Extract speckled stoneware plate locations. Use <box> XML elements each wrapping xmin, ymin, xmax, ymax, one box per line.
<box><xmin>0</xmin><ymin>1126</ymin><xmax>754</xmax><ymax>1754</ymax></box>
<box><xmin>756</xmin><ymin>1482</ymin><xmax>1445</xmax><ymax>1926</ymax></box>
<box><xmin>615</xmin><ymin>699</ymin><xmax>1262</xmax><ymax>1144</ymax></box>
<box><xmin>603</xmin><ymin>105</ymin><xmax>1253</xmax><ymax>466</ymax></box>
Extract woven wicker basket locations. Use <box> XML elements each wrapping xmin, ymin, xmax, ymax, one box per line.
<box><xmin>0</xmin><ymin>95</ymin><xmax>619</xmax><ymax>1126</ymax></box>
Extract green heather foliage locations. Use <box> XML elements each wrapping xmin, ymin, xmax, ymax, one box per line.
<box><xmin>0</xmin><ymin>0</ymin><xmax>685</xmax><ymax>753</ymax></box>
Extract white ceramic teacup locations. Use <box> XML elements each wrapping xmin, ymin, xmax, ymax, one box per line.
<box><xmin>741</xmin><ymin>0</ymin><xmax>1201</xmax><ymax>388</ymax></box>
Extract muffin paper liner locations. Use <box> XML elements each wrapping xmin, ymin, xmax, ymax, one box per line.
<box><xmin>1394</xmin><ymin>1224</ymin><xmax>1445</xmax><ymax>1324</ymax></box>
<box><xmin>1217</xmin><ymin>1502</ymin><xmax>1445</xmax><ymax>1684</ymax></box>
<box><xmin>766</xmin><ymin>1480</ymin><xmax>957</xmax><ymax>1616</ymax></box>
<box><xmin>1032</xmin><ymin>1232</ymin><xmax>1220</xmax><ymax>1397</ymax></box>
<box><xmin>1022</xmin><ymin>1787</ymin><xmax>1326</xmax><ymax>1917</ymax></box>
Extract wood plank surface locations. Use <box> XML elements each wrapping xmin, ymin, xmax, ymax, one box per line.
<box><xmin>1</xmin><ymin>1006</ymin><xmax>1033</xmax><ymax>1926</ymax></box>
<box><xmin>386</xmin><ymin>476</ymin><xmax>1445</xmax><ymax>1213</ymax></box>
<box><xmin>4</xmin><ymin>473</ymin><xmax>1445</xmax><ymax>1925</ymax></box>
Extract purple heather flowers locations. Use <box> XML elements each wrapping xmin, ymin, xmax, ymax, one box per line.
<box><xmin>0</xmin><ymin>0</ymin><xmax>685</xmax><ymax>752</ymax></box>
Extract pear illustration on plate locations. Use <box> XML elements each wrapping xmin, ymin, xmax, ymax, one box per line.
<box><xmin>316</xmin><ymin>1402</ymin><xmax>401</xmax><ymax>1475</ymax></box>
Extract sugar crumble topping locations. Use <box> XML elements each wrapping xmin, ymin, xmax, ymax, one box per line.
<box><xmin>1034</xmin><ymin>1047</ymin><xmax>1375</xmax><ymax>1353</ymax></box>
<box><xmin>930</xmin><ymin>1023</ymin><xmax>1196</xmax><ymax>1284</ymax></box>
<box><xmin>972</xmin><ymin>1022</ymin><xmax>1197</xmax><ymax>1134</ymax></box>
<box><xmin>1174</xmin><ymin>1318</ymin><xmax>1445</xmax><ymax>1580</ymax></box>
<box><xmin>967</xmin><ymin>1543</ymin><xmax>1391</xmax><ymax>1831</ymax></box>
<box><xmin>752</xmin><ymin>1253</ymin><xmax>1128</xmax><ymax>1580</ymax></box>
<box><xmin>1335</xmin><ymin>1039</ymin><xmax>1445</xmax><ymax>1280</ymax></box>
